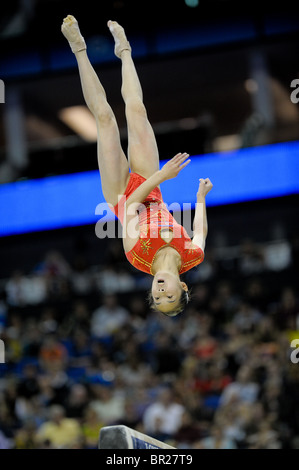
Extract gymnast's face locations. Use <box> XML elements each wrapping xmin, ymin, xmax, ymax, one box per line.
<box><xmin>151</xmin><ymin>272</ymin><xmax>187</xmax><ymax>315</ymax></box>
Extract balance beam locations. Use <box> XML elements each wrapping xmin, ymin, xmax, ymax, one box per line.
<box><xmin>98</xmin><ymin>425</ymin><xmax>176</xmax><ymax>449</ymax></box>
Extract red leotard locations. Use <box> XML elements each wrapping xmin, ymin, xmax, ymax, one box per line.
<box><xmin>112</xmin><ymin>172</ymin><xmax>204</xmax><ymax>275</ymax></box>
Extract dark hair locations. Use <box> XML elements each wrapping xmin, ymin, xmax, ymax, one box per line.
<box><xmin>147</xmin><ymin>287</ymin><xmax>190</xmax><ymax>317</ymax></box>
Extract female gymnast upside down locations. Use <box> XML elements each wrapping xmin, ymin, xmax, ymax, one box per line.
<box><xmin>61</xmin><ymin>16</ymin><xmax>213</xmax><ymax>316</ymax></box>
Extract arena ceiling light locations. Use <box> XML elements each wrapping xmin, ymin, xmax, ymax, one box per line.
<box><xmin>58</xmin><ymin>106</ymin><xmax>98</xmax><ymax>142</ymax></box>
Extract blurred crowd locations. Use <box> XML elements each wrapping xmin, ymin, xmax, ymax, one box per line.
<box><xmin>0</xmin><ymin>234</ymin><xmax>298</xmax><ymax>449</ymax></box>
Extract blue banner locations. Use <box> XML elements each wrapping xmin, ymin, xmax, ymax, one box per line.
<box><xmin>0</xmin><ymin>140</ymin><xmax>298</xmax><ymax>237</ymax></box>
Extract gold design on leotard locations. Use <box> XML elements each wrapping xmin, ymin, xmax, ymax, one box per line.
<box><xmin>187</xmin><ymin>244</ymin><xmax>196</xmax><ymax>255</ymax></box>
<box><xmin>180</xmin><ymin>253</ymin><xmax>204</xmax><ymax>273</ymax></box>
<box><xmin>131</xmin><ymin>250</ymin><xmax>152</xmax><ymax>270</ymax></box>
<box><xmin>140</xmin><ymin>238</ymin><xmax>152</xmax><ymax>255</ymax></box>
<box><xmin>183</xmin><ymin>240</ymin><xmax>193</xmax><ymax>251</ymax></box>
<box><xmin>157</xmin><ymin>207</ymin><xmax>172</xmax><ymax>224</ymax></box>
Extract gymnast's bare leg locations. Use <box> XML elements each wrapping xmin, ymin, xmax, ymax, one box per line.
<box><xmin>61</xmin><ymin>15</ymin><xmax>130</xmax><ymax>207</ymax></box>
<box><xmin>107</xmin><ymin>21</ymin><xmax>160</xmax><ymax>179</ymax></box>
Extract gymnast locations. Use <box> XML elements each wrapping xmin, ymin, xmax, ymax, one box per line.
<box><xmin>61</xmin><ymin>16</ymin><xmax>213</xmax><ymax>316</ymax></box>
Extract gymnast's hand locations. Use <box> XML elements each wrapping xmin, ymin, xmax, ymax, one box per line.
<box><xmin>159</xmin><ymin>153</ymin><xmax>191</xmax><ymax>181</ymax></box>
<box><xmin>197</xmin><ymin>178</ymin><xmax>213</xmax><ymax>198</ymax></box>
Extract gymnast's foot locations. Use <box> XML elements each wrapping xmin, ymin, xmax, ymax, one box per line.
<box><xmin>61</xmin><ymin>15</ymin><xmax>86</xmax><ymax>53</ymax></box>
<box><xmin>107</xmin><ymin>20</ymin><xmax>131</xmax><ymax>58</ymax></box>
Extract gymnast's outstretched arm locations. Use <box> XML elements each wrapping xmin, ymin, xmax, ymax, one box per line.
<box><xmin>124</xmin><ymin>153</ymin><xmax>190</xmax><ymax>215</ymax></box>
<box><xmin>192</xmin><ymin>178</ymin><xmax>213</xmax><ymax>252</ymax></box>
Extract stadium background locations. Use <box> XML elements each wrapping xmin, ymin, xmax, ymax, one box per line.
<box><xmin>0</xmin><ymin>0</ymin><xmax>299</xmax><ymax>449</ymax></box>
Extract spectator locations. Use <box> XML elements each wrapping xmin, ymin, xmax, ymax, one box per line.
<box><xmin>89</xmin><ymin>384</ymin><xmax>125</xmax><ymax>425</ymax></box>
<box><xmin>263</xmin><ymin>240</ymin><xmax>291</xmax><ymax>272</ymax></box>
<box><xmin>35</xmin><ymin>404</ymin><xmax>82</xmax><ymax>449</ymax></box>
<box><xmin>38</xmin><ymin>250</ymin><xmax>71</xmax><ymax>279</ymax></box>
<box><xmin>38</xmin><ymin>334</ymin><xmax>68</xmax><ymax>372</ymax></box>
<box><xmin>238</xmin><ymin>239</ymin><xmax>264</xmax><ymax>276</ymax></box>
<box><xmin>274</xmin><ymin>287</ymin><xmax>299</xmax><ymax>330</ymax></box>
<box><xmin>0</xmin><ymin>395</ymin><xmax>19</xmax><ymax>443</ymax></box>
<box><xmin>38</xmin><ymin>367</ymin><xmax>71</xmax><ymax>406</ymax></box>
<box><xmin>81</xmin><ymin>405</ymin><xmax>105</xmax><ymax>449</ymax></box>
<box><xmin>60</xmin><ymin>300</ymin><xmax>91</xmax><ymax>338</ymax></box>
<box><xmin>4</xmin><ymin>314</ymin><xmax>23</xmax><ymax>364</ymax></box>
<box><xmin>219</xmin><ymin>365</ymin><xmax>259</xmax><ymax>406</ymax></box>
<box><xmin>5</xmin><ymin>271</ymin><xmax>28</xmax><ymax>307</ymax></box>
<box><xmin>194</xmin><ymin>362</ymin><xmax>232</xmax><ymax>397</ymax></box>
<box><xmin>243</xmin><ymin>278</ymin><xmax>269</xmax><ymax>311</ymax></box>
<box><xmin>0</xmin><ymin>298</ymin><xmax>7</xmax><ymax>332</ymax></box>
<box><xmin>0</xmin><ymin>430</ymin><xmax>13</xmax><ymax>449</ymax></box>
<box><xmin>246</xmin><ymin>419</ymin><xmax>282</xmax><ymax>449</ymax></box>
<box><xmin>14</xmin><ymin>418</ymin><xmax>37</xmax><ymax>449</ymax></box>
<box><xmin>14</xmin><ymin>420</ymin><xmax>37</xmax><ymax>449</ymax></box>
<box><xmin>70</xmin><ymin>254</ymin><xmax>95</xmax><ymax>295</ymax></box>
<box><xmin>116</xmin><ymin>347</ymin><xmax>152</xmax><ymax>388</ymax></box>
<box><xmin>214</xmin><ymin>401</ymin><xmax>248</xmax><ymax>446</ymax></box>
<box><xmin>91</xmin><ymin>294</ymin><xmax>129</xmax><ymax>339</ymax></box>
<box><xmin>150</xmin><ymin>331</ymin><xmax>182</xmax><ymax>376</ymax></box>
<box><xmin>64</xmin><ymin>384</ymin><xmax>89</xmax><ymax>419</ymax></box>
<box><xmin>17</xmin><ymin>363</ymin><xmax>40</xmax><ymax>399</ymax></box>
<box><xmin>116</xmin><ymin>397</ymin><xmax>142</xmax><ymax>430</ymax></box>
<box><xmin>233</xmin><ymin>302</ymin><xmax>263</xmax><ymax>333</ymax></box>
<box><xmin>195</xmin><ymin>423</ymin><xmax>237</xmax><ymax>449</ymax></box>
<box><xmin>22</xmin><ymin>319</ymin><xmax>42</xmax><ymax>358</ymax></box>
<box><xmin>68</xmin><ymin>328</ymin><xmax>93</xmax><ymax>367</ymax></box>
<box><xmin>23</xmin><ymin>275</ymin><xmax>47</xmax><ymax>305</ymax></box>
<box><xmin>174</xmin><ymin>410</ymin><xmax>203</xmax><ymax>448</ymax></box>
<box><xmin>143</xmin><ymin>387</ymin><xmax>185</xmax><ymax>442</ymax></box>
<box><xmin>39</xmin><ymin>251</ymin><xmax>71</xmax><ymax>300</ymax></box>
<box><xmin>192</xmin><ymin>330</ymin><xmax>218</xmax><ymax>363</ymax></box>
<box><xmin>95</xmin><ymin>264</ymin><xmax>135</xmax><ymax>294</ymax></box>
<box><xmin>214</xmin><ymin>280</ymin><xmax>240</xmax><ymax>320</ymax></box>
<box><xmin>38</xmin><ymin>308</ymin><xmax>58</xmax><ymax>335</ymax></box>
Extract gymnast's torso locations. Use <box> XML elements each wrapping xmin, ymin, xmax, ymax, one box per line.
<box><xmin>112</xmin><ymin>172</ymin><xmax>204</xmax><ymax>275</ymax></box>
